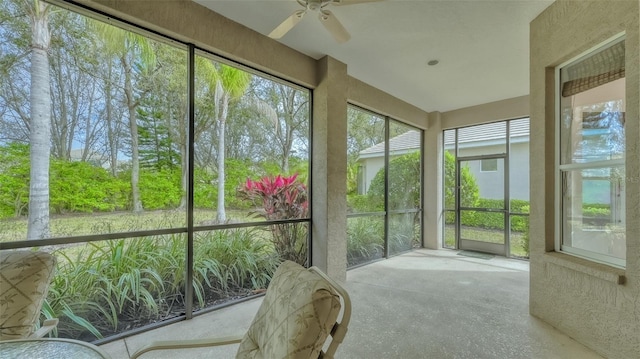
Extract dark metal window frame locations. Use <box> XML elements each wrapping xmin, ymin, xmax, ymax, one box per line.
<box><xmin>346</xmin><ymin>104</ymin><xmax>425</xmax><ymax>265</ymax></box>
<box><xmin>441</xmin><ymin>118</ymin><xmax>530</xmax><ymax>258</ymax></box>
<box><xmin>0</xmin><ymin>0</ymin><xmax>313</xmax><ymax>343</ymax></box>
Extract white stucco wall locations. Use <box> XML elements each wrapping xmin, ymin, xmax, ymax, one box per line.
<box><xmin>458</xmin><ymin>141</ymin><xmax>530</xmax><ymax>201</ymax></box>
<box><xmin>529</xmin><ymin>1</ymin><xmax>639</xmax><ymax>358</ymax></box>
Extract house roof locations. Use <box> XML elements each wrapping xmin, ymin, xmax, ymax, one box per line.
<box><xmin>359</xmin><ymin>130</ymin><xmax>421</xmax><ymax>157</ymax></box>
<box><xmin>358</xmin><ymin>118</ymin><xmax>530</xmax><ymax>158</ymax></box>
<box><xmin>444</xmin><ymin>118</ymin><xmax>530</xmax><ymax>145</ymax></box>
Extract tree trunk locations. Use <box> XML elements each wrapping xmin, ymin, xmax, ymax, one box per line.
<box><xmin>215</xmin><ymin>92</ymin><xmax>229</xmax><ymax>223</ymax></box>
<box><xmin>178</xmin><ymin>111</ymin><xmax>188</xmax><ymax>209</ymax></box>
<box><xmin>27</xmin><ymin>1</ymin><xmax>51</xmax><ymax>240</ymax></box>
<box><xmin>123</xmin><ymin>57</ymin><xmax>143</xmax><ymax>213</ymax></box>
<box><xmin>104</xmin><ymin>64</ymin><xmax>119</xmax><ymax>176</ymax></box>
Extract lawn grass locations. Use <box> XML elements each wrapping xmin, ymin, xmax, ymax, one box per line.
<box><xmin>444</xmin><ymin>225</ymin><xmax>529</xmax><ymax>258</ymax></box>
<box><xmin>2</xmin><ymin>210</ymin><xmax>529</xmax><ymax>258</ymax></box>
<box><xmin>0</xmin><ymin>209</ymin><xmax>253</xmax><ymax>242</ymax></box>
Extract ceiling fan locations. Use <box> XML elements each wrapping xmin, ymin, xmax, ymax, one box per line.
<box><xmin>269</xmin><ymin>0</ymin><xmax>384</xmax><ymax>43</ymax></box>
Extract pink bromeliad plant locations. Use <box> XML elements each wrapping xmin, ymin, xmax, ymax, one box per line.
<box><xmin>239</xmin><ymin>174</ymin><xmax>308</xmax><ymax>265</ymax></box>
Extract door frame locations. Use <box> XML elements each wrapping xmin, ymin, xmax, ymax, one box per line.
<box><xmin>455</xmin><ymin>153</ymin><xmax>510</xmax><ymax>256</ymax></box>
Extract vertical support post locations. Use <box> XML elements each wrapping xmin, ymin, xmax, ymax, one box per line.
<box><xmin>185</xmin><ymin>44</ymin><xmax>195</xmax><ymax>319</ymax></box>
<box><xmin>312</xmin><ymin>56</ymin><xmax>348</xmax><ymax>281</ymax></box>
<box><xmin>423</xmin><ymin>112</ymin><xmax>443</xmax><ymax>249</ymax></box>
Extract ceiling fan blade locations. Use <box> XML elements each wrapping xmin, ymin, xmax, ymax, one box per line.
<box><xmin>269</xmin><ymin>10</ymin><xmax>306</xmax><ymax>39</ymax></box>
<box><xmin>319</xmin><ymin>10</ymin><xmax>350</xmax><ymax>43</ymax></box>
<box><xmin>332</xmin><ymin>0</ymin><xmax>386</xmax><ymax>5</ymax></box>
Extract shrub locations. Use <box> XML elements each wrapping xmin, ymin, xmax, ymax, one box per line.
<box><xmin>44</xmin><ymin>230</ymin><xmax>279</xmax><ymax>340</ymax></box>
<box><xmin>194</xmin><ymin>228</ymin><xmax>279</xmax><ymax>298</ymax></box>
<box><xmin>520</xmin><ymin>217</ymin><xmax>530</xmax><ymax>257</ymax></box>
<box><xmin>50</xmin><ymin>160</ymin><xmax>123</xmax><ymax>214</ymax></box>
<box><xmin>139</xmin><ymin>168</ymin><xmax>182</xmax><ymax>209</ymax></box>
<box><xmin>368</xmin><ymin>151</ymin><xmax>421</xmax><ymax>209</ymax></box>
<box><xmin>388</xmin><ymin>213</ymin><xmax>419</xmax><ymax>254</ymax></box>
<box><xmin>347</xmin><ymin>216</ymin><xmax>384</xmax><ymax>266</ymax></box>
<box><xmin>347</xmin><ymin>194</ymin><xmax>383</xmax><ymax>213</ymax></box>
<box><xmin>193</xmin><ymin>168</ymin><xmax>217</xmax><ymax>209</ymax></box>
<box><xmin>445</xmin><ymin>151</ymin><xmax>479</xmax><ymax>208</ymax></box>
<box><xmin>0</xmin><ymin>143</ymin><xmax>30</xmax><ymax>218</ymax></box>
<box><xmin>238</xmin><ymin>174</ymin><xmax>308</xmax><ymax>265</ymax></box>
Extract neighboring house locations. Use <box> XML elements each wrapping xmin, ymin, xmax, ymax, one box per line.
<box><xmin>357</xmin><ymin>130</ymin><xmax>421</xmax><ymax>195</ymax></box>
<box><xmin>357</xmin><ymin>120</ymin><xmax>530</xmax><ymax>200</ymax></box>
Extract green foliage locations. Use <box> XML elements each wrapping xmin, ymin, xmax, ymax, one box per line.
<box><xmin>347</xmin><ymin>216</ymin><xmax>384</xmax><ymax>267</ymax></box>
<box><xmin>445</xmin><ymin>151</ymin><xmax>479</xmax><ymax>208</ymax></box>
<box><xmin>582</xmin><ymin>206</ymin><xmax>611</xmax><ymax>217</ymax></box>
<box><xmin>43</xmin><ymin>230</ymin><xmax>279</xmax><ymax>340</ymax></box>
<box><xmin>456</xmin><ymin>200</ymin><xmax>529</xmax><ymax>233</ymax></box>
<box><xmin>139</xmin><ymin>168</ymin><xmax>182</xmax><ymax>209</ymax></box>
<box><xmin>347</xmin><ymin>194</ymin><xmax>383</xmax><ymax>213</ymax></box>
<box><xmin>0</xmin><ymin>144</ymin><xmax>308</xmax><ymax>217</ymax></box>
<box><xmin>388</xmin><ymin>213</ymin><xmax>419</xmax><ymax>255</ymax></box>
<box><xmin>50</xmin><ymin>160</ymin><xmax>124</xmax><ymax>214</ymax></box>
<box><xmin>224</xmin><ymin>159</ymin><xmax>261</xmax><ymax>209</ymax></box>
<box><xmin>368</xmin><ymin>151</ymin><xmax>421</xmax><ymax>210</ymax></box>
<box><xmin>285</xmin><ymin>158</ymin><xmax>309</xmax><ymax>185</ymax></box>
<box><xmin>238</xmin><ymin>174</ymin><xmax>308</xmax><ymax>265</ymax></box>
<box><xmin>365</xmin><ymin>151</ymin><xmax>480</xmax><ymax>213</ymax></box>
<box><xmin>137</xmin><ymin>105</ymin><xmax>180</xmax><ymax>171</ymax></box>
<box><xmin>346</xmin><ymin>162</ymin><xmax>359</xmax><ymax>196</ymax></box>
<box><xmin>195</xmin><ymin>228</ymin><xmax>279</xmax><ymax>296</ymax></box>
<box><xmin>193</xmin><ymin>168</ymin><xmax>217</xmax><ymax>209</ymax></box>
<box><xmin>510</xmin><ymin>200</ymin><xmax>530</xmax><ymax>213</ymax></box>
<box><xmin>0</xmin><ymin>143</ymin><xmax>30</xmax><ymax>218</ymax></box>
<box><xmin>519</xmin><ymin>216</ymin><xmax>530</xmax><ymax>257</ymax></box>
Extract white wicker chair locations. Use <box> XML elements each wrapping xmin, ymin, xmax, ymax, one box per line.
<box><xmin>131</xmin><ymin>260</ymin><xmax>351</xmax><ymax>359</ymax></box>
<box><xmin>0</xmin><ymin>250</ymin><xmax>58</xmax><ymax>340</ymax></box>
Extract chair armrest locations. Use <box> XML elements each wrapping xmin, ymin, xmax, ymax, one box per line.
<box><xmin>130</xmin><ymin>334</ymin><xmax>244</xmax><ymax>359</ymax></box>
<box><xmin>30</xmin><ymin>318</ymin><xmax>59</xmax><ymax>338</ymax></box>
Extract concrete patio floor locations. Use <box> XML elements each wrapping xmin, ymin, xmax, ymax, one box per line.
<box><xmin>100</xmin><ymin>249</ymin><xmax>603</xmax><ymax>358</ymax></box>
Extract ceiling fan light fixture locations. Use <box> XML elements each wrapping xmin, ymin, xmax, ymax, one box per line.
<box><xmin>269</xmin><ymin>0</ymin><xmax>384</xmax><ymax>42</ymax></box>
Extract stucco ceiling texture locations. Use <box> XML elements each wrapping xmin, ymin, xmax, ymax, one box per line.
<box><xmin>194</xmin><ymin>0</ymin><xmax>553</xmax><ymax>113</ymax></box>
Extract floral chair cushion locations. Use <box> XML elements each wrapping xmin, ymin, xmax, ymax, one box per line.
<box><xmin>0</xmin><ymin>251</ymin><xmax>55</xmax><ymax>340</ymax></box>
<box><xmin>236</xmin><ymin>260</ymin><xmax>341</xmax><ymax>359</ymax></box>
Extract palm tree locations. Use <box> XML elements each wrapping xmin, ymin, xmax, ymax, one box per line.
<box><xmin>93</xmin><ymin>22</ymin><xmax>156</xmax><ymax>213</ymax></box>
<box><xmin>214</xmin><ymin>64</ymin><xmax>251</xmax><ymax>222</ymax></box>
<box><xmin>158</xmin><ymin>54</ymin><xmax>219</xmax><ymax>210</ymax></box>
<box><xmin>26</xmin><ymin>0</ymin><xmax>52</xmax><ymax>239</ymax></box>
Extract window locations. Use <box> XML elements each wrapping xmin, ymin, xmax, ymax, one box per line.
<box><xmin>442</xmin><ymin>119</ymin><xmax>531</xmax><ymax>258</ymax></box>
<box><xmin>480</xmin><ymin>158</ymin><xmax>498</xmax><ymax>172</ymax></box>
<box><xmin>557</xmin><ymin>35</ymin><xmax>626</xmax><ymax>267</ymax></box>
<box><xmin>345</xmin><ymin>106</ymin><xmax>423</xmax><ymax>267</ymax></box>
<box><xmin>0</xmin><ymin>0</ymin><xmax>311</xmax><ymax>341</ymax></box>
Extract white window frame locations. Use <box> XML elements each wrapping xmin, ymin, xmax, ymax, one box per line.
<box><xmin>554</xmin><ymin>33</ymin><xmax>626</xmax><ymax>268</ymax></box>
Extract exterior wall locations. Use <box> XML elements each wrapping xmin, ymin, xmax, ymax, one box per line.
<box><xmin>458</xmin><ymin>141</ymin><xmax>530</xmax><ymax>201</ymax></box>
<box><xmin>529</xmin><ymin>1</ymin><xmax>639</xmax><ymax>358</ymax></box>
<box><xmin>363</xmin><ymin>141</ymin><xmax>530</xmax><ymax>201</ymax></box>
<box><xmin>360</xmin><ymin>156</ymin><xmax>384</xmax><ymax>193</ymax></box>
<box><xmin>77</xmin><ymin>0</ymin><xmax>428</xmax><ymax>280</ymax></box>
<box><xmin>507</xmin><ymin>142</ymin><xmax>530</xmax><ymax>201</ymax></box>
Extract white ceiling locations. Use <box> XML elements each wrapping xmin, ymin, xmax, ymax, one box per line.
<box><xmin>194</xmin><ymin>0</ymin><xmax>553</xmax><ymax>113</ymax></box>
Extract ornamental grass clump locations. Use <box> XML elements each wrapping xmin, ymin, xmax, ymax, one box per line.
<box><xmin>239</xmin><ymin>174</ymin><xmax>308</xmax><ymax>266</ymax></box>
